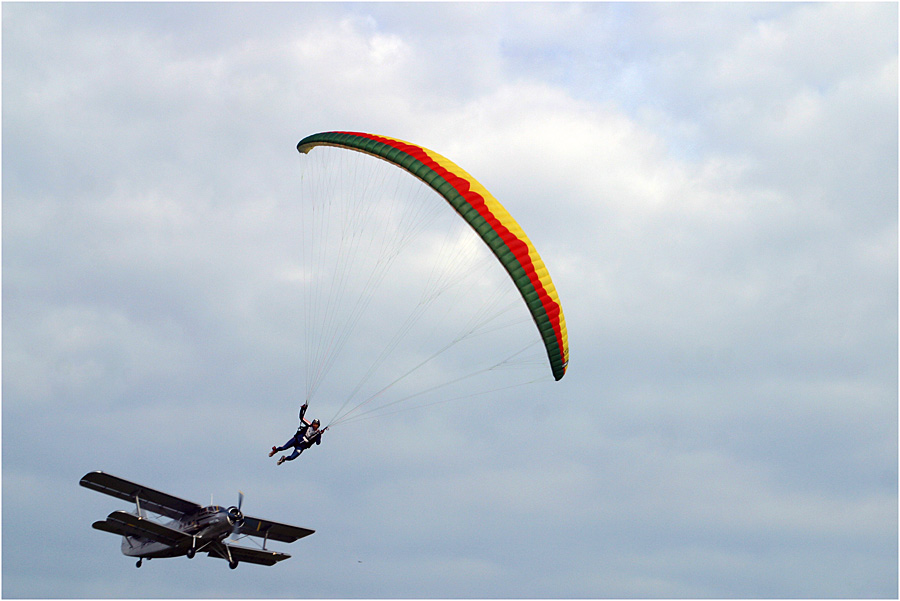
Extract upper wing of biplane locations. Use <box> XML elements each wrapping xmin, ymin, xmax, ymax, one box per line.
<box><xmin>94</xmin><ymin>510</ymin><xmax>194</xmax><ymax>549</ymax></box>
<box><xmin>238</xmin><ymin>515</ymin><xmax>315</xmax><ymax>543</ymax></box>
<box><xmin>208</xmin><ymin>543</ymin><xmax>291</xmax><ymax>566</ymax></box>
<box><xmin>80</xmin><ymin>471</ymin><xmax>202</xmax><ymax>520</ymax></box>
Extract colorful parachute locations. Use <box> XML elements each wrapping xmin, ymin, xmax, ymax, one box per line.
<box><xmin>297</xmin><ymin>131</ymin><xmax>569</xmax><ymax>381</ymax></box>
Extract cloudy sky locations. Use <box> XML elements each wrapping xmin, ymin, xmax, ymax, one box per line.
<box><xmin>3</xmin><ymin>2</ymin><xmax>897</xmax><ymax>598</ymax></box>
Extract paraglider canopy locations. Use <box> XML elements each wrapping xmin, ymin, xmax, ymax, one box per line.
<box><xmin>297</xmin><ymin>131</ymin><xmax>568</xmax><ymax>381</ymax></box>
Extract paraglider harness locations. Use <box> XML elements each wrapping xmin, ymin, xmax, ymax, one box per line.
<box><xmin>293</xmin><ymin>403</ymin><xmax>326</xmax><ymax>450</ymax></box>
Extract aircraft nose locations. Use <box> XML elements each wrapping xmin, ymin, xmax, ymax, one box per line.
<box><xmin>226</xmin><ymin>505</ymin><xmax>244</xmax><ymax>527</ymax></box>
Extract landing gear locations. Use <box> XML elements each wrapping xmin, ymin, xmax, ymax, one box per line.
<box><xmin>187</xmin><ymin>548</ymin><xmax>196</xmax><ymax>559</ymax></box>
<box><xmin>229</xmin><ymin>560</ymin><xmax>239</xmax><ymax>570</ymax></box>
<box><xmin>136</xmin><ymin>558</ymin><xmax>143</xmax><ymax>568</ymax></box>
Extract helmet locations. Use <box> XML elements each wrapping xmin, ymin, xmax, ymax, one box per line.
<box><xmin>312</xmin><ymin>419</ymin><xmax>320</xmax><ymax>427</ymax></box>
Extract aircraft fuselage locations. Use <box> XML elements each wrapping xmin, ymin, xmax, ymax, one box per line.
<box><xmin>121</xmin><ymin>505</ymin><xmax>238</xmax><ymax>559</ymax></box>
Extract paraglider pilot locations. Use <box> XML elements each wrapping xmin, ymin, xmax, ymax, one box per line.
<box><xmin>269</xmin><ymin>403</ymin><xmax>326</xmax><ymax>465</ymax></box>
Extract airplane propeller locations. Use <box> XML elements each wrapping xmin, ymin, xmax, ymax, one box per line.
<box><xmin>226</xmin><ymin>491</ymin><xmax>244</xmax><ymax>528</ymax></box>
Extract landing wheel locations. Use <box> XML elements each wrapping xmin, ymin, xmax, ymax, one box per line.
<box><xmin>187</xmin><ymin>549</ymin><xmax>196</xmax><ymax>559</ymax></box>
<box><xmin>136</xmin><ymin>558</ymin><xmax>143</xmax><ymax>568</ymax></box>
<box><xmin>229</xmin><ymin>560</ymin><xmax>238</xmax><ymax>570</ymax></box>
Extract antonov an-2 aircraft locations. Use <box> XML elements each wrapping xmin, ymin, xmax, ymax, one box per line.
<box><xmin>80</xmin><ymin>471</ymin><xmax>314</xmax><ymax>569</ymax></box>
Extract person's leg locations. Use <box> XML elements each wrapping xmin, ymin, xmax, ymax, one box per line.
<box><xmin>284</xmin><ymin>446</ymin><xmax>306</xmax><ymax>461</ymax></box>
<box><xmin>277</xmin><ymin>447</ymin><xmax>301</xmax><ymax>465</ymax></box>
<box><xmin>272</xmin><ymin>434</ymin><xmax>300</xmax><ymax>458</ymax></box>
<box><xmin>276</xmin><ymin>435</ymin><xmax>300</xmax><ymax>452</ymax></box>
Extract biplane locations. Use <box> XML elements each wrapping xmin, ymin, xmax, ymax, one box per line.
<box><xmin>80</xmin><ymin>471</ymin><xmax>314</xmax><ymax>569</ymax></box>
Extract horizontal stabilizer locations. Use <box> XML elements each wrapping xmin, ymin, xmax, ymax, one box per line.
<box><xmin>92</xmin><ymin>519</ymin><xmax>143</xmax><ymax>538</ymax></box>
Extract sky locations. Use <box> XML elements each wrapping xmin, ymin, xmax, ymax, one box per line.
<box><xmin>2</xmin><ymin>2</ymin><xmax>897</xmax><ymax>598</ymax></box>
